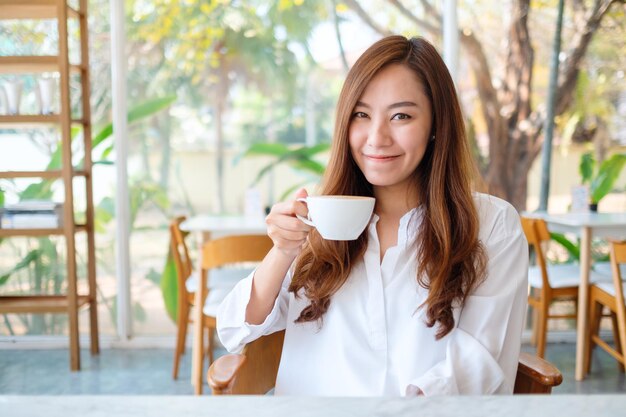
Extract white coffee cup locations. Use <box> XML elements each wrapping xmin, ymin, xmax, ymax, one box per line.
<box><xmin>296</xmin><ymin>195</ymin><xmax>375</xmax><ymax>241</ymax></box>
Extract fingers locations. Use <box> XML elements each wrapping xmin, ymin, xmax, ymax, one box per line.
<box><xmin>267</xmin><ymin>218</ymin><xmax>309</xmax><ymax>239</ymax></box>
<box><xmin>269</xmin><ymin>201</ymin><xmax>308</xmax><ymax>225</ymax></box>
<box><xmin>292</xmin><ymin>199</ymin><xmax>310</xmax><ymax>220</ymax></box>
<box><xmin>269</xmin><ymin>192</ymin><xmax>310</xmax><ymax>225</ymax></box>
<box><xmin>292</xmin><ymin>188</ymin><xmax>310</xmax><ymax>220</ymax></box>
<box><xmin>266</xmin><ymin>218</ymin><xmax>309</xmax><ymax>257</ymax></box>
<box><xmin>265</xmin><ymin>188</ymin><xmax>313</xmax><ymax>256</ymax></box>
<box><xmin>405</xmin><ymin>384</ymin><xmax>424</xmax><ymax>397</ymax></box>
<box><xmin>270</xmin><ymin>214</ymin><xmax>310</xmax><ymax>232</ymax></box>
<box><xmin>266</xmin><ymin>231</ymin><xmax>308</xmax><ymax>251</ymax></box>
<box><xmin>294</xmin><ymin>187</ymin><xmax>308</xmax><ymax>199</ymax></box>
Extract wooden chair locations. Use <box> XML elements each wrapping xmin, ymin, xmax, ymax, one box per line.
<box><xmin>521</xmin><ymin>217</ymin><xmax>607</xmax><ymax>358</ymax></box>
<box><xmin>585</xmin><ymin>240</ymin><xmax>626</xmax><ymax>374</ymax></box>
<box><xmin>170</xmin><ymin>216</ymin><xmax>195</xmax><ymax>380</ymax></box>
<box><xmin>207</xmin><ymin>330</ymin><xmax>563</xmax><ymax>395</ymax></box>
<box><xmin>192</xmin><ymin>234</ymin><xmax>273</xmax><ymax>394</ymax></box>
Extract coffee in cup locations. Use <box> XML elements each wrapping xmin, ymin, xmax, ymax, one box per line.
<box><xmin>296</xmin><ymin>195</ymin><xmax>375</xmax><ymax>241</ymax></box>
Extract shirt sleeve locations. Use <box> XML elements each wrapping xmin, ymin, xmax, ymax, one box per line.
<box><xmin>408</xmin><ymin>209</ymin><xmax>529</xmax><ymax>395</ymax></box>
<box><xmin>216</xmin><ymin>267</ymin><xmax>292</xmax><ymax>353</ymax></box>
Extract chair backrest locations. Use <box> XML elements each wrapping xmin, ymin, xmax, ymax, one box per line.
<box><xmin>520</xmin><ymin>217</ymin><xmax>552</xmax><ymax>290</ymax></box>
<box><xmin>170</xmin><ymin>216</ymin><xmax>193</xmax><ymax>300</ymax></box>
<box><xmin>201</xmin><ymin>235</ymin><xmax>274</xmax><ymax>270</ymax></box>
<box><xmin>197</xmin><ymin>235</ymin><xmax>274</xmax><ymax>305</ymax></box>
<box><xmin>208</xmin><ymin>330</ymin><xmax>563</xmax><ymax>395</ymax></box>
<box><xmin>610</xmin><ymin>240</ymin><xmax>626</xmax><ymax>310</ymax></box>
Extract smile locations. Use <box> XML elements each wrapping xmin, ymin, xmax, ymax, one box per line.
<box><xmin>364</xmin><ymin>154</ymin><xmax>400</xmax><ymax>161</ymax></box>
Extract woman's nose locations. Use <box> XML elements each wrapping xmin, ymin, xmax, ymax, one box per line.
<box><xmin>367</xmin><ymin>119</ymin><xmax>392</xmax><ymax>147</ymax></box>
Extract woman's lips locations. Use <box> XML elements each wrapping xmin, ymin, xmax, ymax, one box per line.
<box><xmin>364</xmin><ymin>154</ymin><xmax>399</xmax><ymax>161</ymax></box>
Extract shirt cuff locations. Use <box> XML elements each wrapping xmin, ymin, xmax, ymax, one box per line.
<box><xmin>409</xmin><ymin>374</ymin><xmax>457</xmax><ymax>396</ymax></box>
<box><xmin>216</xmin><ymin>270</ymin><xmax>284</xmax><ymax>353</ymax></box>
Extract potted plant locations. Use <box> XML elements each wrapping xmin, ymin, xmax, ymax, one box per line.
<box><xmin>579</xmin><ymin>152</ymin><xmax>626</xmax><ymax>211</ymax></box>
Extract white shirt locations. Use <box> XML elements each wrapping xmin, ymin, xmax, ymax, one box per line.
<box><xmin>217</xmin><ymin>193</ymin><xmax>528</xmax><ymax>396</ymax></box>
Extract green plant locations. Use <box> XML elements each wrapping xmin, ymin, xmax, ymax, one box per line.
<box><xmin>160</xmin><ymin>246</ymin><xmax>179</xmax><ymax>322</ymax></box>
<box><xmin>549</xmin><ymin>232</ymin><xmax>610</xmax><ymax>266</ymax></box>
<box><xmin>0</xmin><ymin>96</ymin><xmax>176</xmax><ymax>334</ymax></box>
<box><xmin>549</xmin><ymin>151</ymin><xmax>626</xmax><ymax>266</ymax></box>
<box><xmin>239</xmin><ymin>142</ymin><xmax>330</xmax><ymax>201</ymax></box>
<box><xmin>579</xmin><ymin>152</ymin><xmax>626</xmax><ymax>204</ymax></box>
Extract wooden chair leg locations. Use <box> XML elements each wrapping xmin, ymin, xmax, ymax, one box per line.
<box><xmin>530</xmin><ymin>302</ymin><xmax>540</xmax><ymax>347</ymax></box>
<box><xmin>194</xmin><ymin>325</ymin><xmax>206</xmax><ymax>395</ymax></box>
<box><xmin>180</xmin><ymin>306</ymin><xmax>190</xmax><ymax>355</ymax></box>
<box><xmin>536</xmin><ymin>303</ymin><xmax>549</xmax><ymax>359</ymax></box>
<box><xmin>585</xmin><ymin>299</ymin><xmax>600</xmax><ymax>375</ymax></box>
<box><xmin>610</xmin><ymin>311</ymin><xmax>625</xmax><ymax>372</ymax></box>
<box><xmin>594</xmin><ymin>304</ymin><xmax>604</xmax><ymax>335</ymax></box>
<box><xmin>172</xmin><ymin>302</ymin><xmax>189</xmax><ymax>379</ymax></box>
<box><xmin>207</xmin><ymin>327</ymin><xmax>215</xmax><ymax>365</ymax></box>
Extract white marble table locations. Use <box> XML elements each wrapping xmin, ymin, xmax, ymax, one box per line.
<box><xmin>180</xmin><ymin>215</ymin><xmax>267</xmax><ymax>394</ymax></box>
<box><xmin>523</xmin><ymin>211</ymin><xmax>626</xmax><ymax>380</ymax></box>
<box><xmin>2</xmin><ymin>395</ymin><xmax>625</xmax><ymax>417</ymax></box>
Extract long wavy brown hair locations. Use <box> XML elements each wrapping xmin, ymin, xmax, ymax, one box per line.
<box><xmin>289</xmin><ymin>36</ymin><xmax>487</xmax><ymax>339</ymax></box>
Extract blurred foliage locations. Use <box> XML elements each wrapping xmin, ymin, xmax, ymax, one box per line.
<box><xmin>4</xmin><ymin>0</ymin><xmax>624</xmax><ymax>335</ymax></box>
<box><xmin>160</xmin><ymin>247</ymin><xmax>178</xmax><ymax>323</ymax></box>
<box><xmin>0</xmin><ymin>95</ymin><xmax>175</xmax><ymax>335</ymax></box>
<box><xmin>240</xmin><ymin>142</ymin><xmax>330</xmax><ymax>200</ymax></box>
<box><xmin>579</xmin><ymin>152</ymin><xmax>626</xmax><ymax>204</ymax></box>
<box><xmin>559</xmin><ymin>70</ymin><xmax>619</xmax><ymax>147</ymax></box>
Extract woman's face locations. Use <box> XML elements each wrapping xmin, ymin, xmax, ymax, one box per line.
<box><xmin>348</xmin><ymin>63</ymin><xmax>433</xmax><ymax>197</ymax></box>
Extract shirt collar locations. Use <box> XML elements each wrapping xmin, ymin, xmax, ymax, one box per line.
<box><xmin>369</xmin><ymin>206</ymin><xmax>423</xmax><ymax>247</ymax></box>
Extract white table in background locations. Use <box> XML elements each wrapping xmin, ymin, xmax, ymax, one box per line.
<box><xmin>180</xmin><ymin>215</ymin><xmax>267</xmax><ymax>241</ymax></box>
<box><xmin>524</xmin><ymin>211</ymin><xmax>626</xmax><ymax>381</ymax></box>
<box><xmin>180</xmin><ymin>215</ymin><xmax>267</xmax><ymax>394</ymax></box>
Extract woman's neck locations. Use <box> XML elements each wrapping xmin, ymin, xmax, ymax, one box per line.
<box><xmin>373</xmin><ymin>184</ymin><xmax>418</xmax><ymax>262</ymax></box>
<box><xmin>373</xmin><ymin>184</ymin><xmax>419</xmax><ymax>220</ymax></box>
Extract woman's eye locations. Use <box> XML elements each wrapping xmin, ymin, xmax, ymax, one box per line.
<box><xmin>392</xmin><ymin>113</ymin><xmax>411</xmax><ymax>120</ymax></box>
<box><xmin>352</xmin><ymin>111</ymin><xmax>368</xmax><ymax>119</ymax></box>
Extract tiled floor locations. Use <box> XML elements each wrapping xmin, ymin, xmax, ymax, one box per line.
<box><xmin>0</xmin><ymin>346</ymin><xmax>215</xmax><ymax>395</ymax></box>
<box><xmin>0</xmin><ymin>343</ymin><xmax>624</xmax><ymax>395</ymax></box>
<box><xmin>522</xmin><ymin>343</ymin><xmax>625</xmax><ymax>394</ymax></box>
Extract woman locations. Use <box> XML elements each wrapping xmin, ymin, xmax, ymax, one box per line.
<box><xmin>217</xmin><ymin>36</ymin><xmax>528</xmax><ymax>396</ymax></box>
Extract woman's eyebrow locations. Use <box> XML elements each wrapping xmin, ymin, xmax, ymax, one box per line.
<box><xmin>388</xmin><ymin>101</ymin><xmax>418</xmax><ymax>110</ymax></box>
<box><xmin>354</xmin><ymin>100</ymin><xmax>418</xmax><ymax>110</ymax></box>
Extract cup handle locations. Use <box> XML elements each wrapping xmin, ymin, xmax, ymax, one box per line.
<box><xmin>295</xmin><ymin>197</ymin><xmax>315</xmax><ymax>227</ymax></box>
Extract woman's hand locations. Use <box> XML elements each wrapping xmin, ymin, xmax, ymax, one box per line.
<box><xmin>405</xmin><ymin>384</ymin><xmax>424</xmax><ymax>397</ymax></box>
<box><xmin>265</xmin><ymin>188</ymin><xmax>313</xmax><ymax>259</ymax></box>
<box><xmin>246</xmin><ymin>188</ymin><xmax>312</xmax><ymax>325</ymax></box>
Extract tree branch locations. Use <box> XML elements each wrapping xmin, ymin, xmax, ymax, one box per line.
<box><xmin>330</xmin><ymin>0</ymin><xmax>349</xmax><ymax>73</ymax></box>
<box><xmin>555</xmin><ymin>0</ymin><xmax>618</xmax><ymax>115</ymax></box>
<box><xmin>502</xmin><ymin>0</ymin><xmax>534</xmax><ymax>182</ymax></box>
<box><xmin>502</xmin><ymin>0</ymin><xmax>533</xmax><ymax>124</ymax></box>
<box><xmin>342</xmin><ymin>0</ymin><xmax>393</xmax><ymax>36</ymax></box>
<box><xmin>571</xmin><ymin>0</ymin><xmax>587</xmax><ymax>18</ymax></box>
<box><xmin>419</xmin><ymin>0</ymin><xmax>441</xmax><ymax>21</ymax></box>
<box><xmin>460</xmin><ymin>31</ymin><xmax>507</xmax><ymax>181</ymax></box>
<box><xmin>530</xmin><ymin>129</ymin><xmax>544</xmax><ymax>162</ymax></box>
<box><xmin>386</xmin><ymin>0</ymin><xmax>441</xmax><ymax>36</ymax></box>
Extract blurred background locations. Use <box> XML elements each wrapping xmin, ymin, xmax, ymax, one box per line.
<box><xmin>0</xmin><ymin>0</ymin><xmax>624</xmax><ymax>344</ymax></box>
